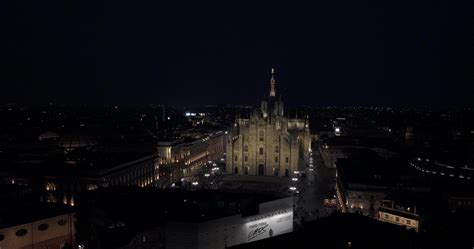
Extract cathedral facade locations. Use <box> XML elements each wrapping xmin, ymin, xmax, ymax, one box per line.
<box><xmin>226</xmin><ymin>69</ymin><xmax>311</xmax><ymax>177</ymax></box>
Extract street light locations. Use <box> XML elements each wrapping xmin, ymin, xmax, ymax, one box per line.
<box><xmin>289</xmin><ymin>186</ymin><xmax>297</xmax><ymax>191</ymax></box>
<box><xmin>204</xmin><ymin>173</ymin><xmax>210</xmax><ymax>177</ymax></box>
<box><xmin>292</xmin><ymin>178</ymin><xmax>298</xmax><ymax>181</ymax></box>
<box><xmin>192</xmin><ymin>182</ymin><xmax>199</xmax><ymax>186</ymax></box>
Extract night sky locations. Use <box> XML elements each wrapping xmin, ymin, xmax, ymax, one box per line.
<box><xmin>2</xmin><ymin>0</ymin><xmax>473</xmax><ymax>106</ymax></box>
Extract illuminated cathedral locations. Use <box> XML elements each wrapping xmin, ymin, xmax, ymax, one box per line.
<box><xmin>226</xmin><ymin>69</ymin><xmax>310</xmax><ymax>177</ymax></box>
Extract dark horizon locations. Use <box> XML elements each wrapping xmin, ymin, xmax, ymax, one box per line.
<box><xmin>3</xmin><ymin>0</ymin><xmax>473</xmax><ymax>106</ymax></box>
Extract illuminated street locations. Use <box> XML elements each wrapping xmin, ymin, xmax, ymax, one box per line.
<box><xmin>296</xmin><ymin>143</ymin><xmax>337</xmax><ymax>224</ymax></box>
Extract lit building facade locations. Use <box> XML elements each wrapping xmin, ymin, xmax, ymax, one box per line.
<box><xmin>3</xmin><ymin>152</ymin><xmax>161</xmax><ymax>206</ymax></box>
<box><xmin>226</xmin><ymin>69</ymin><xmax>310</xmax><ymax>177</ymax></box>
<box><xmin>157</xmin><ymin>131</ymin><xmax>227</xmax><ymax>184</ymax></box>
<box><xmin>378</xmin><ymin>200</ymin><xmax>421</xmax><ymax>232</ymax></box>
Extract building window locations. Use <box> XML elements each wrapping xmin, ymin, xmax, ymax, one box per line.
<box><xmin>395</xmin><ymin>217</ymin><xmax>400</xmax><ymax>222</ymax></box>
<box><xmin>244</xmin><ymin>156</ymin><xmax>248</xmax><ymax>162</ymax></box>
<box><xmin>37</xmin><ymin>224</ymin><xmax>49</xmax><ymax>231</ymax></box>
<box><xmin>286</xmin><ymin>157</ymin><xmax>289</xmax><ymax>163</ymax></box>
<box><xmin>275</xmin><ymin>146</ymin><xmax>279</xmax><ymax>153</ymax></box>
<box><xmin>15</xmin><ymin>229</ymin><xmax>28</xmax><ymax>237</ymax></box>
<box><xmin>234</xmin><ymin>167</ymin><xmax>238</xmax><ymax>174</ymax></box>
<box><xmin>235</xmin><ymin>155</ymin><xmax>238</xmax><ymax>162</ymax></box>
<box><xmin>407</xmin><ymin>219</ymin><xmax>411</xmax><ymax>225</ymax></box>
<box><xmin>58</xmin><ymin>219</ymin><xmax>68</xmax><ymax>226</ymax></box>
<box><xmin>259</xmin><ymin>148</ymin><xmax>264</xmax><ymax>155</ymax></box>
<box><xmin>275</xmin><ymin>156</ymin><xmax>278</xmax><ymax>163</ymax></box>
<box><xmin>244</xmin><ymin>145</ymin><xmax>248</xmax><ymax>152</ymax></box>
<box><xmin>244</xmin><ymin>167</ymin><xmax>249</xmax><ymax>175</ymax></box>
<box><xmin>384</xmin><ymin>214</ymin><xmax>389</xmax><ymax>219</ymax></box>
<box><xmin>274</xmin><ymin>168</ymin><xmax>279</xmax><ymax>176</ymax></box>
<box><xmin>285</xmin><ymin>169</ymin><xmax>290</xmax><ymax>177</ymax></box>
<box><xmin>259</xmin><ymin>131</ymin><xmax>264</xmax><ymax>141</ymax></box>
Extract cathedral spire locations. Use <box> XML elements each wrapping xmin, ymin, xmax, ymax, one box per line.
<box><xmin>269</xmin><ymin>68</ymin><xmax>276</xmax><ymax>97</ymax></box>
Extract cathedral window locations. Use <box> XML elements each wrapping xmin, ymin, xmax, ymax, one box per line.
<box><xmin>285</xmin><ymin>157</ymin><xmax>289</xmax><ymax>163</ymax></box>
<box><xmin>244</xmin><ymin>167</ymin><xmax>249</xmax><ymax>175</ymax></box>
<box><xmin>235</xmin><ymin>155</ymin><xmax>238</xmax><ymax>162</ymax></box>
<box><xmin>244</xmin><ymin>145</ymin><xmax>248</xmax><ymax>152</ymax></box>
<box><xmin>259</xmin><ymin>148</ymin><xmax>264</xmax><ymax>155</ymax></box>
<box><xmin>274</xmin><ymin>168</ymin><xmax>279</xmax><ymax>176</ymax></box>
<box><xmin>275</xmin><ymin>156</ymin><xmax>278</xmax><ymax>163</ymax></box>
<box><xmin>245</xmin><ymin>156</ymin><xmax>248</xmax><ymax>162</ymax></box>
<box><xmin>259</xmin><ymin>131</ymin><xmax>264</xmax><ymax>141</ymax></box>
<box><xmin>275</xmin><ymin>146</ymin><xmax>279</xmax><ymax>153</ymax></box>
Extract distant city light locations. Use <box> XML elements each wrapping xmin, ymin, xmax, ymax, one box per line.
<box><xmin>289</xmin><ymin>186</ymin><xmax>297</xmax><ymax>191</ymax></box>
<box><xmin>292</xmin><ymin>178</ymin><xmax>298</xmax><ymax>181</ymax></box>
<box><xmin>204</xmin><ymin>173</ymin><xmax>210</xmax><ymax>177</ymax></box>
<box><xmin>167</xmin><ymin>117</ymin><xmax>171</xmax><ymax>120</ymax></box>
<box><xmin>192</xmin><ymin>182</ymin><xmax>199</xmax><ymax>186</ymax></box>
<box><xmin>185</xmin><ymin>112</ymin><xmax>191</xmax><ymax>116</ymax></box>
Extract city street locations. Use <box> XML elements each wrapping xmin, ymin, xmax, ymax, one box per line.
<box><xmin>295</xmin><ymin>143</ymin><xmax>337</xmax><ymax>225</ymax></box>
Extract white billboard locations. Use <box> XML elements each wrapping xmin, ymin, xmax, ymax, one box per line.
<box><xmin>244</xmin><ymin>209</ymin><xmax>293</xmax><ymax>243</ymax></box>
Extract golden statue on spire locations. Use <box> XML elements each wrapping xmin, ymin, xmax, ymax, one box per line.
<box><xmin>270</xmin><ymin>67</ymin><xmax>276</xmax><ymax>97</ymax></box>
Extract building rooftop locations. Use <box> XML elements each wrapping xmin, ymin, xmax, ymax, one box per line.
<box><xmin>0</xmin><ymin>146</ymin><xmax>158</xmax><ymax>179</ymax></box>
<box><xmin>230</xmin><ymin>213</ymin><xmax>416</xmax><ymax>249</ymax></box>
<box><xmin>77</xmin><ymin>187</ymin><xmax>283</xmax><ymax>249</ymax></box>
<box><xmin>0</xmin><ymin>199</ymin><xmax>73</xmax><ymax>229</ymax></box>
<box><xmin>336</xmin><ymin>152</ymin><xmax>424</xmax><ymax>191</ymax></box>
